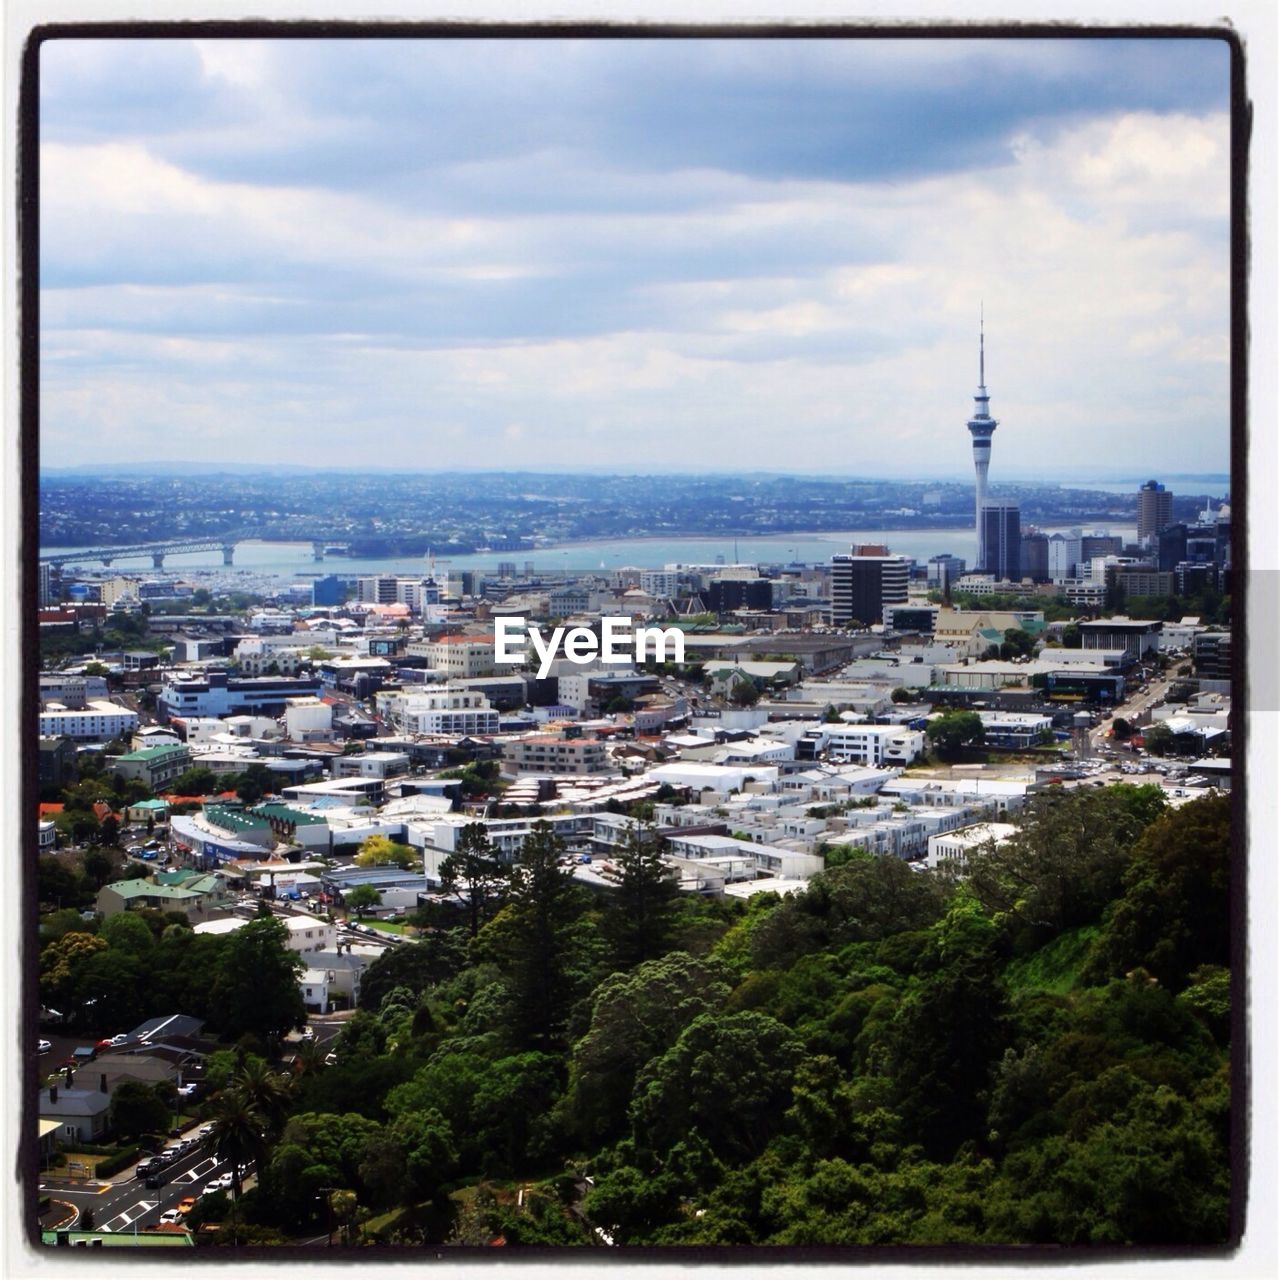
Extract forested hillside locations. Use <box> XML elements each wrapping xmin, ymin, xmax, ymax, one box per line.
<box><xmin>46</xmin><ymin>788</ymin><xmax>1234</xmax><ymax>1247</ymax></box>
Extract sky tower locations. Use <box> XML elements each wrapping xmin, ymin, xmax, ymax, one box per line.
<box><xmin>967</xmin><ymin>316</ymin><xmax>999</xmax><ymax>570</ymax></box>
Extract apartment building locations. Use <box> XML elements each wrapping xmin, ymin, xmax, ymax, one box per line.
<box><xmin>501</xmin><ymin>734</ymin><xmax>612</xmax><ymax>777</ymax></box>
<box><xmin>38</xmin><ymin>701</ymin><xmax>139</xmax><ymax>743</ymax></box>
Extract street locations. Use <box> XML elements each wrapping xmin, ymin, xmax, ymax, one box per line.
<box><xmin>40</xmin><ymin>1135</ymin><xmax>245</xmax><ymax>1235</ymax></box>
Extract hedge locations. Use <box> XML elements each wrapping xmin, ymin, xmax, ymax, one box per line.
<box><xmin>94</xmin><ymin>1145</ymin><xmax>142</xmax><ymax>1178</ymax></box>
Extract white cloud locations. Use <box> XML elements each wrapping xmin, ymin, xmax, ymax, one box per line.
<box><xmin>39</xmin><ymin>45</ymin><xmax>1230</xmax><ymax>476</ymax></box>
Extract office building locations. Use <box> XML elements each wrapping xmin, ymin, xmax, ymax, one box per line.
<box><xmin>1136</xmin><ymin>480</ymin><xmax>1174</xmax><ymax>543</ymax></box>
<box><xmin>927</xmin><ymin>554</ymin><xmax>966</xmax><ymax>590</ymax></box>
<box><xmin>1020</xmin><ymin>531</ymin><xmax>1049</xmax><ymax>582</ymax></box>
<box><xmin>980</xmin><ymin>502</ymin><xmax>1021</xmax><ymax>580</ymax></box>
<box><xmin>831</xmin><ymin>550</ymin><xmax>910</xmax><ymax>628</ymax></box>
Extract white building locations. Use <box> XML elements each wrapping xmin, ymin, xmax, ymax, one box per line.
<box><xmin>926</xmin><ymin>821</ymin><xmax>1018</xmax><ymax>871</ymax></box>
<box><xmin>375</xmin><ymin>686</ymin><xmax>500</xmax><ymax>736</ymax></box>
<box><xmin>406</xmin><ymin>635</ymin><xmax>500</xmax><ymax>678</ymax></box>
<box><xmin>37</xmin><ymin>700</ymin><xmax>139</xmax><ymax>742</ymax></box>
<box><xmin>285</xmin><ymin>697</ymin><xmax>334</xmax><ymax>742</ymax></box>
<box><xmin>817</xmin><ymin>723</ymin><xmax>925</xmax><ymax>767</ymax></box>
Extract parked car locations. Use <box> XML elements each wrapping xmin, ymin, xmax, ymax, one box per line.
<box><xmin>202</xmin><ymin>1181</ymin><xmax>225</xmax><ymax>1197</ymax></box>
<box><xmin>198</xmin><ymin>1124</ymin><xmax>215</xmax><ymax>1137</ymax></box>
<box><xmin>159</xmin><ymin>1209</ymin><xmax>183</xmax><ymax>1225</ymax></box>
<box><xmin>176</xmin><ymin>1196</ymin><xmax>198</xmax><ymax>1216</ymax></box>
<box><xmin>38</xmin><ymin>1039</ymin><xmax>51</xmax><ymax>1053</ymax></box>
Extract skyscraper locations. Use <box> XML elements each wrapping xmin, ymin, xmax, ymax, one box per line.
<box><xmin>967</xmin><ymin>318</ymin><xmax>999</xmax><ymax>569</ymax></box>
<box><xmin>831</xmin><ymin>550</ymin><xmax>910</xmax><ymax>627</ymax></box>
<box><xmin>980</xmin><ymin>502</ymin><xmax>1021</xmax><ymax>580</ymax></box>
<box><xmin>1136</xmin><ymin>480</ymin><xmax>1174</xmax><ymax>543</ymax></box>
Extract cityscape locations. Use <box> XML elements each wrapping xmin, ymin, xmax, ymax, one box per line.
<box><xmin>26</xmin><ymin>30</ymin><xmax>1238</xmax><ymax>1258</ymax></box>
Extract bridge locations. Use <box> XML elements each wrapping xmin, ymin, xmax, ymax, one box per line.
<box><xmin>38</xmin><ymin>531</ymin><xmax>346</xmax><ymax>570</ymax></box>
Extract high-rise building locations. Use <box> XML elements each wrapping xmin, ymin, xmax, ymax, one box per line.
<box><xmin>1020</xmin><ymin>531</ymin><xmax>1049</xmax><ymax>582</ymax></box>
<box><xmin>831</xmin><ymin>550</ymin><xmax>910</xmax><ymax>627</ymax></box>
<box><xmin>1136</xmin><ymin>480</ymin><xmax>1174</xmax><ymax>542</ymax></box>
<box><xmin>1157</xmin><ymin>523</ymin><xmax>1189</xmax><ymax>573</ymax></box>
<box><xmin>926</xmin><ymin>554</ymin><xmax>966</xmax><ymax>589</ymax></box>
<box><xmin>966</xmin><ymin>320</ymin><xmax>999</xmax><ymax>569</ymax></box>
<box><xmin>1047</xmin><ymin>531</ymin><xmax>1082</xmax><ymax>583</ymax></box>
<box><xmin>980</xmin><ymin>502</ymin><xmax>1021</xmax><ymax>580</ymax></box>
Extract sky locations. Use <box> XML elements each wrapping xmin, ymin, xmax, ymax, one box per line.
<box><xmin>37</xmin><ymin>34</ymin><xmax>1233</xmax><ymax>478</ymax></box>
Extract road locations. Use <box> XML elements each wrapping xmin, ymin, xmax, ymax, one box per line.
<box><xmin>1089</xmin><ymin>672</ymin><xmax>1172</xmax><ymax>753</ymax></box>
<box><xmin>40</xmin><ymin>1133</ymin><xmax>246</xmax><ymax>1236</ymax></box>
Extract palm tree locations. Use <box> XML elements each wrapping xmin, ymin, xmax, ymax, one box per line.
<box><xmin>207</xmin><ymin>1088</ymin><xmax>267</xmax><ymax>1200</ymax></box>
<box><xmin>233</xmin><ymin>1058</ymin><xmax>294</xmax><ymax>1140</ymax></box>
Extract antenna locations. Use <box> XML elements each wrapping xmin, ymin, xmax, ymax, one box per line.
<box><xmin>979</xmin><ymin>303</ymin><xmax>985</xmax><ymax>386</ymax></box>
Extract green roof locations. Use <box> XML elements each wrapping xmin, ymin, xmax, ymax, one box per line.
<box><xmin>42</xmin><ymin>1231</ymin><xmax>193</xmax><ymax>1248</ymax></box>
<box><xmin>253</xmin><ymin>802</ymin><xmax>316</xmax><ymax>826</ymax></box>
<box><xmin>116</xmin><ymin>745</ymin><xmax>189</xmax><ymax>763</ymax></box>
<box><xmin>204</xmin><ymin>804</ymin><xmax>271</xmax><ymax>832</ymax></box>
<box><xmin>108</xmin><ymin>879</ymin><xmax>200</xmax><ymax>901</ymax></box>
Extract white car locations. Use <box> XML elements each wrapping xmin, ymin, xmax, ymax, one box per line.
<box><xmin>202</xmin><ymin>1180</ymin><xmax>225</xmax><ymax>1196</ymax></box>
<box><xmin>158</xmin><ymin>1209</ymin><xmax>183</xmax><ymax>1224</ymax></box>
<box><xmin>38</xmin><ymin>1039</ymin><xmax>51</xmax><ymax>1053</ymax></box>
<box><xmin>198</xmin><ymin>1124</ymin><xmax>215</xmax><ymax>1137</ymax></box>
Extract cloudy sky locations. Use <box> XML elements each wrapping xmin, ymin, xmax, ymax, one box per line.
<box><xmin>38</xmin><ymin>34</ymin><xmax>1232</xmax><ymax>477</ymax></box>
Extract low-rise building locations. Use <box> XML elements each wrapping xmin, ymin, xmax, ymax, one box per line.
<box><xmin>502</xmin><ymin>734</ymin><xmax>613</xmax><ymax>777</ymax></box>
<box><xmin>111</xmin><ymin>743</ymin><xmax>192</xmax><ymax>791</ymax></box>
<box><xmin>38</xmin><ymin>700</ymin><xmax>139</xmax><ymax>743</ymax></box>
<box><xmin>926</xmin><ymin>821</ymin><xmax>1018</xmax><ymax>871</ymax></box>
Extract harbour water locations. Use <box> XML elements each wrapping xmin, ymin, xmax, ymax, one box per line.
<box><xmin>44</xmin><ymin>525</ymin><xmax>1140</xmax><ymax>584</ymax></box>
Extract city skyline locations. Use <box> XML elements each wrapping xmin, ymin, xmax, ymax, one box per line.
<box><xmin>39</xmin><ymin>35</ymin><xmax>1232</xmax><ymax>474</ymax></box>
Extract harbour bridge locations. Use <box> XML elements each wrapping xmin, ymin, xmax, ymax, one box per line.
<box><xmin>38</xmin><ymin>531</ymin><xmax>348</xmax><ymax>570</ymax></box>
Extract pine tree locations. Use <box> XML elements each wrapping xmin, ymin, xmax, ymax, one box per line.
<box><xmin>439</xmin><ymin>823</ymin><xmax>509</xmax><ymax>937</ymax></box>
<box><xmin>496</xmin><ymin>821</ymin><xmax>579</xmax><ymax>1048</ymax></box>
<box><xmin>606</xmin><ymin>820</ymin><xmax>679</xmax><ymax>969</ymax></box>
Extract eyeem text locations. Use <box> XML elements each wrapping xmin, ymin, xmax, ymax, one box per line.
<box><xmin>494</xmin><ymin>616</ymin><xmax>685</xmax><ymax>680</ymax></box>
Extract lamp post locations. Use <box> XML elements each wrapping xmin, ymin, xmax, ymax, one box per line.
<box><xmin>318</xmin><ymin>1187</ymin><xmax>335</xmax><ymax>1247</ymax></box>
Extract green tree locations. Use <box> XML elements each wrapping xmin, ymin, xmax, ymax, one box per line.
<box><xmin>232</xmin><ymin>1057</ymin><xmax>296</xmax><ymax>1140</ymax></box>
<box><xmin>208</xmin><ymin>917</ymin><xmax>305</xmax><ymax>1044</ymax></box>
<box><xmin>730</xmin><ymin>680</ymin><xmax>761</xmax><ymax>707</ymax></box>
<box><xmin>235</xmin><ymin>762</ymin><xmax>275</xmax><ymax>806</ymax></box>
<box><xmin>482</xmin><ymin>821</ymin><xmax>580</xmax><ymax>1048</ymax></box>
<box><xmin>925</xmin><ymin>710</ymin><xmax>986</xmax><ymax>759</ymax></box>
<box><xmin>630</xmin><ymin>1010</ymin><xmax>802</xmax><ymax>1163</ymax></box>
<box><xmin>889</xmin><ymin>686</ymin><xmax>913</xmax><ymax>704</ymax></box>
<box><xmin>1142</xmin><ymin>722</ymin><xmax>1174</xmax><ymax>756</ymax></box>
<box><xmin>207</xmin><ymin>1087</ymin><xmax>268</xmax><ymax>1199</ymax></box>
<box><xmin>171</xmin><ymin>766</ymin><xmax>220</xmax><ymax>796</ymax></box>
<box><xmin>438</xmin><ymin>824</ymin><xmax>508</xmax><ymax>938</ymax></box>
<box><xmin>564</xmin><ymin>953</ymin><xmax>734</xmax><ymax>1146</ymax></box>
<box><xmin>966</xmin><ymin>788</ymin><xmax>1152</xmax><ymax>950</ymax></box>
<box><xmin>357</xmin><ymin>931</ymin><xmax>469</xmax><ymax>1011</ymax></box>
<box><xmin>1085</xmin><ymin>793</ymin><xmax>1230</xmax><ymax>992</ymax></box>
<box><xmin>999</xmin><ymin>628</ymin><xmax>1036</xmax><ymax>660</ymax></box>
<box><xmin>604</xmin><ymin>822</ymin><xmax>679</xmax><ymax>969</ymax></box>
<box><xmin>110</xmin><ymin>1080</ymin><xmax>172</xmax><ymax>1139</ymax></box>
<box><xmin>345</xmin><ymin>884</ymin><xmax>383</xmax><ymax>920</ymax></box>
<box><xmin>887</xmin><ymin>891</ymin><xmax>1009</xmax><ymax>1159</ymax></box>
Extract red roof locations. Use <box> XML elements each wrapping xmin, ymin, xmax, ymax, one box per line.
<box><xmin>38</xmin><ymin>803</ymin><xmax>64</xmax><ymax>816</ymax></box>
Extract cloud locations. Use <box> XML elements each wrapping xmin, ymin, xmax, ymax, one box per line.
<box><xmin>37</xmin><ymin>36</ymin><xmax>1231</xmax><ymax>475</ymax></box>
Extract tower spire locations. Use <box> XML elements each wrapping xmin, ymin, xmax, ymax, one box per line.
<box><xmin>979</xmin><ymin>303</ymin><xmax>985</xmax><ymax>387</ymax></box>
